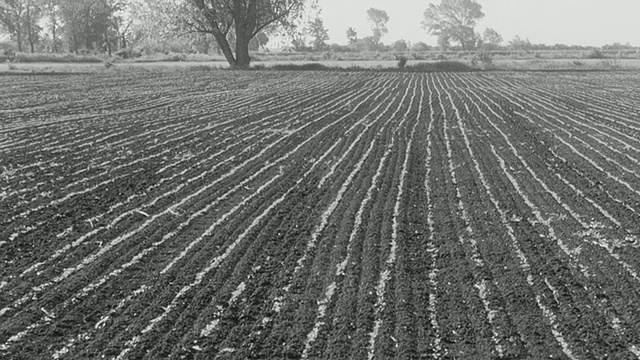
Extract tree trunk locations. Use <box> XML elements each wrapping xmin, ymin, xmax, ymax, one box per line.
<box><xmin>234</xmin><ymin>33</ymin><xmax>251</xmax><ymax>69</ymax></box>
<box><xmin>52</xmin><ymin>22</ymin><xmax>57</xmax><ymax>52</ymax></box>
<box><xmin>16</xmin><ymin>31</ymin><xmax>23</xmax><ymax>52</ymax></box>
<box><xmin>104</xmin><ymin>32</ymin><xmax>111</xmax><ymax>56</ymax></box>
<box><xmin>212</xmin><ymin>31</ymin><xmax>236</xmax><ymax>66</ymax></box>
<box><xmin>26</xmin><ymin>1</ymin><xmax>34</xmax><ymax>53</ymax></box>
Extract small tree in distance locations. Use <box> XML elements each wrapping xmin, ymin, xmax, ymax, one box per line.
<box><xmin>307</xmin><ymin>16</ymin><xmax>328</xmax><ymax>51</ymax></box>
<box><xmin>366</xmin><ymin>7</ymin><xmax>388</xmax><ymax>47</ymax></box>
<box><xmin>509</xmin><ymin>35</ymin><xmax>532</xmax><ymax>51</ymax></box>
<box><xmin>346</xmin><ymin>26</ymin><xmax>357</xmax><ymax>46</ymax></box>
<box><xmin>483</xmin><ymin>28</ymin><xmax>503</xmax><ymax>49</ymax></box>
<box><xmin>412</xmin><ymin>41</ymin><xmax>430</xmax><ymax>52</ymax></box>
<box><xmin>391</xmin><ymin>39</ymin><xmax>408</xmax><ymax>52</ymax></box>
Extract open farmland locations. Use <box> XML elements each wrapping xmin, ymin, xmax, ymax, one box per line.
<box><xmin>1</xmin><ymin>69</ymin><xmax>640</xmax><ymax>359</ymax></box>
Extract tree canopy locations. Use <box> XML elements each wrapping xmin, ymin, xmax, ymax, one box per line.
<box><xmin>422</xmin><ymin>0</ymin><xmax>484</xmax><ymax>50</ymax></box>
<box><xmin>184</xmin><ymin>0</ymin><xmax>309</xmax><ymax>68</ymax></box>
<box><xmin>366</xmin><ymin>7</ymin><xmax>388</xmax><ymax>46</ymax></box>
<box><xmin>482</xmin><ymin>28</ymin><xmax>502</xmax><ymax>48</ymax></box>
<box><xmin>307</xmin><ymin>16</ymin><xmax>328</xmax><ymax>51</ymax></box>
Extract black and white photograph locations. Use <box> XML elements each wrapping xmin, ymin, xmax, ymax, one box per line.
<box><xmin>1</xmin><ymin>0</ymin><xmax>640</xmax><ymax>358</ymax></box>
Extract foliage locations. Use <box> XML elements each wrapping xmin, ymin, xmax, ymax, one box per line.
<box><xmin>422</xmin><ymin>0</ymin><xmax>484</xmax><ymax>50</ymax></box>
<box><xmin>345</xmin><ymin>26</ymin><xmax>357</xmax><ymax>46</ymax></box>
<box><xmin>584</xmin><ymin>48</ymin><xmax>606</xmax><ymax>59</ymax></box>
<box><xmin>411</xmin><ymin>41</ymin><xmax>430</xmax><ymax>52</ymax></box>
<box><xmin>482</xmin><ymin>28</ymin><xmax>502</xmax><ymax>48</ymax></box>
<box><xmin>125</xmin><ymin>0</ymin><xmax>183</xmax><ymax>53</ymax></box>
<box><xmin>390</xmin><ymin>39</ymin><xmax>407</xmax><ymax>52</ymax></box>
<box><xmin>471</xmin><ymin>50</ymin><xmax>492</xmax><ymax>68</ymax></box>
<box><xmin>0</xmin><ymin>0</ymin><xmax>43</xmax><ymax>52</ymax></box>
<box><xmin>366</xmin><ymin>7</ymin><xmax>388</xmax><ymax>46</ymax></box>
<box><xmin>307</xmin><ymin>16</ymin><xmax>328</xmax><ymax>51</ymax></box>
<box><xmin>396</xmin><ymin>55</ymin><xmax>407</xmax><ymax>69</ymax></box>
<box><xmin>509</xmin><ymin>36</ymin><xmax>532</xmax><ymax>51</ymax></box>
<box><xmin>58</xmin><ymin>0</ymin><xmax>125</xmax><ymax>55</ymax></box>
<box><xmin>352</xmin><ymin>36</ymin><xmax>378</xmax><ymax>52</ymax></box>
<box><xmin>185</xmin><ymin>0</ymin><xmax>309</xmax><ymax>68</ymax></box>
<box><xmin>404</xmin><ymin>60</ymin><xmax>474</xmax><ymax>72</ymax></box>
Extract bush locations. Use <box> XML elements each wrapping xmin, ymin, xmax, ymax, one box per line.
<box><xmin>329</xmin><ymin>44</ymin><xmax>353</xmax><ymax>52</ymax></box>
<box><xmin>472</xmin><ymin>51</ymin><xmax>493</xmax><ymax>68</ymax></box>
<box><xmin>584</xmin><ymin>48</ymin><xmax>606</xmax><ymax>59</ymax></box>
<box><xmin>114</xmin><ymin>48</ymin><xmax>142</xmax><ymax>59</ymax></box>
<box><xmin>397</xmin><ymin>55</ymin><xmax>408</xmax><ymax>69</ymax></box>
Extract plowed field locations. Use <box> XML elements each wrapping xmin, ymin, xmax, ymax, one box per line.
<box><xmin>2</xmin><ymin>70</ymin><xmax>640</xmax><ymax>359</ymax></box>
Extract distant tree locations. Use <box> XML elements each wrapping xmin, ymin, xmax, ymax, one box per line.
<box><xmin>307</xmin><ymin>16</ymin><xmax>328</xmax><ymax>51</ymax></box>
<box><xmin>482</xmin><ymin>27</ymin><xmax>502</xmax><ymax>48</ymax></box>
<box><xmin>509</xmin><ymin>35</ymin><xmax>532</xmax><ymax>51</ymax></box>
<box><xmin>290</xmin><ymin>29</ymin><xmax>309</xmax><ymax>51</ymax></box>
<box><xmin>346</xmin><ymin>26</ymin><xmax>357</xmax><ymax>45</ymax></box>
<box><xmin>353</xmin><ymin>36</ymin><xmax>377</xmax><ymax>52</ymax></box>
<box><xmin>366</xmin><ymin>7</ymin><xmax>388</xmax><ymax>46</ymax></box>
<box><xmin>437</xmin><ymin>35</ymin><xmax>450</xmax><ymax>50</ymax></box>
<box><xmin>391</xmin><ymin>39</ymin><xmax>408</xmax><ymax>52</ymax></box>
<box><xmin>412</xmin><ymin>41</ymin><xmax>430</xmax><ymax>52</ymax></box>
<box><xmin>184</xmin><ymin>0</ymin><xmax>310</xmax><ymax>68</ymax></box>
<box><xmin>422</xmin><ymin>0</ymin><xmax>484</xmax><ymax>50</ymax></box>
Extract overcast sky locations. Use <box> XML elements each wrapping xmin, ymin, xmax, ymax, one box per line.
<box><xmin>317</xmin><ymin>0</ymin><xmax>639</xmax><ymax>46</ymax></box>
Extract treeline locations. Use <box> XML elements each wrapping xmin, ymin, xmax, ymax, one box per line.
<box><xmin>1</xmin><ymin>0</ymin><xmax>637</xmax><ymax>61</ymax></box>
<box><xmin>0</xmin><ymin>0</ymin><xmax>126</xmax><ymax>54</ymax></box>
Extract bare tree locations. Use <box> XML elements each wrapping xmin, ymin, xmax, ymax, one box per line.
<box><xmin>185</xmin><ymin>0</ymin><xmax>309</xmax><ymax>68</ymax></box>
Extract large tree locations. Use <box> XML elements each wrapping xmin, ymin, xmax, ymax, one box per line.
<box><xmin>185</xmin><ymin>0</ymin><xmax>308</xmax><ymax>68</ymax></box>
<box><xmin>422</xmin><ymin>0</ymin><xmax>484</xmax><ymax>50</ymax></box>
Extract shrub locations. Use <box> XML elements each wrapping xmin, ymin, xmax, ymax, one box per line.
<box><xmin>114</xmin><ymin>48</ymin><xmax>142</xmax><ymax>59</ymax></box>
<box><xmin>472</xmin><ymin>51</ymin><xmax>493</xmax><ymax>69</ymax></box>
<box><xmin>397</xmin><ymin>55</ymin><xmax>408</xmax><ymax>69</ymax></box>
<box><xmin>584</xmin><ymin>48</ymin><xmax>606</xmax><ymax>59</ymax></box>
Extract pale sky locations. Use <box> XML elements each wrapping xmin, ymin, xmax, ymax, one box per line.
<box><xmin>317</xmin><ymin>0</ymin><xmax>640</xmax><ymax>47</ymax></box>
